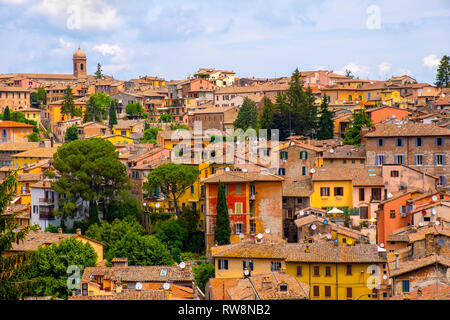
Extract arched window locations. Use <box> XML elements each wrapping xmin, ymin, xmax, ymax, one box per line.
<box><xmin>80</xmin><ymin>64</ymin><xmax>84</xmax><ymax>71</ymax></box>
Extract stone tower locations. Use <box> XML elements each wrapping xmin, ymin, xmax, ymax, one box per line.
<box><xmin>73</xmin><ymin>47</ymin><xmax>87</xmax><ymax>79</ymax></box>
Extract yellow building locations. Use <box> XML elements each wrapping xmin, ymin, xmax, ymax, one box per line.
<box><xmin>11</xmin><ymin>147</ymin><xmax>58</xmax><ymax>169</ymax></box>
<box><xmin>19</xmin><ymin>107</ymin><xmax>41</xmax><ymax>123</ymax></box>
<box><xmin>102</xmin><ymin>134</ymin><xmax>134</xmax><ymax>145</ymax></box>
<box><xmin>285</xmin><ymin>241</ymin><xmax>388</xmax><ymax>300</ymax></box>
<box><xmin>47</xmin><ymin>97</ymin><xmax>87</xmax><ymax>131</ymax></box>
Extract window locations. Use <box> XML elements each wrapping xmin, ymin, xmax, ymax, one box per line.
<box><xmin>313</xmin><ymin>266</ymin><xmax>320</xmax><ymax>277</ymax></box>
<box><xmin>250</xmin><ymin>223</ymin><xmax>256</xmax><ymax>233</ymax></box>
<box><xmin>235</xmin><ymin>203</ymin><xmax>243</xmax><ymax>214</ymax></box>
<box><xmin>437</xmin><ymin>176</ymin><xmax>446</xmax><ymax>187</ymax></box>
<box><xmin>234</xmin><ymin>223</ymin><xmax>244</xmax><ymax>234</ymax></box>
<box><xmin>271</xmin><ymin>261</ymin><xmax>282</xmax><ymax>272</ymax></box>
<box><xmin>346</xmin><ymin>288</ymin><xmax>353</xmax><ymax>299</ymax></box>
<box><xmin>296</xmin><ymin>266</ymin><xmax>303</xmax><ymax>276</ymax></box>
<box><xmin>391</xmin><ymin>170</ymin><xmax>399</xmax><ymax>177</ymax></box>
<box><xmin>334</xmin><ymin>187</ymin><xmax>344</xmax><ymax>197</ymax></box>
<box><xmin>280</xmin><ymin>151</ymin><xmax>288</xmax><ymax>160</ymax></box>
<box><xmin>236</xmin><ymin>184</ymin><xmax>241</xmax><ymax>195</ymax></box>
<box><xmin>435</xmin><ymin>137</ymin><xmax>444</xmax><ymax>146</ymax></box>
<box><xmin>278</xmin><ymin>168</ymin><xmax>286</xmax><ymax>176</ymax></box>
<box><xmin>390</xmin><ymin>210</ymin><xmax>396</xmax><ymax>218</ymax></box>
<box><xmin>358</xmin><ymin>188</ymin><xmax>365</xmax><ymax>201</ymax></box>
<box><xmin>297</xmin><ymin>198</ymin><xmax>303</xmax><ymax>204</ymax></box>
<box><xmin>302</xmin><ymin>166</ymin><xmax>306</xmax><ymax>176</ymax></box>
<box><xmin>300</xmin><ymin>151</ymin><xmax>308</xmax><ymax>160</ymax></box>
<box><xmin>190</xmin><ymin>185</ymin><xmax>194</xmax><ymax>194</ymax></box>
<box><xmin>395</xmin><ymin>138</ymin><xmax>403</xmax><ymax>147</ymax></box>
<box><xmin>414</xmin><ymin>154</ymin><xmax>424</xmax><ymax>166</ymax></box>
<box><xmin>346</xmin><ymin>265</ymin><xmax>352</xmax><ymax>276</ymax></box>
<box><xmin>325</xmin><ymin>286</ymin><xmax>331</xmax><ymax>298</ymax></box>
<box><xmin>243</xmin><ymin>260</ymin><xmax>254</xmax><ymax>271</ymax></box>
<box><xmin>402</xmin><ymin>280</ymin><xmax>410</xmax><ymax>293</ymax></box>
<box><xmin>395</xmin><ymin>154</ymin><xmax>405</xmax><ymax>165</ymax></box>
<box><xmin>371</xmin><ymin>188</ymin><xmax>382</xmax><ymax>201</ymax></box>
<box><xmin>377</xmin><ymin>138</ymin><xmax>385</xmax><ymax>147</ymax></box>
<box><xmin>325</xmin><ymin>266</ymin><xmax>331</xmax><ymax>277</ymax></box>
<box><xmin>435</xmin><ymin>154</ymin><xmax>445</xmax><ymax>166</ymax></box>
<box><xmin>218</xmin><ymin>259</ymin><xmax>228</xmax><ymax>270</ymax></box>
<box><xmin>376</xmin><ymin>154</ymin><xmax>385</xmax><ymax>166</ymax></box>
<box><xmin>320</xmin><ymin>187</ymin><xmax>330</xmax><ymax>197</ymax></box>
<box><xmin>416</xmin><ymin>137</ymin><xmax>423</xmax><ymax>147</ymax></box>
<box><xmin>313</xmin><ymin>286</ymin><xmax>320</xmax><ymax>297</ymax></box>
<box><xmin>360</xmin><ymin>207</ymin><xmax>369</xmax><ymax>219</ymax></box>
<box><xmin>279</xmin><ymin>284</ymin><xmax>288</xmax><ymax>292</ymax></box>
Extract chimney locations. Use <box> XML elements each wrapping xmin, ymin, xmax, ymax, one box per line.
<box><xmin>112</xmin><ymin>258</ymin><xmax>129</xmax><ymax>267</ymax></box>
<box><xmin>76</xmin><ymin>228</ymin><xmax>81</xmax><ymax>235</ymax></box>
<box><xmin>261</xmin><ymin>276</ymin><xmax>272</xmax><ymax>291</ymax></box>
<box><xmin>394</xmin><ymin>253</ymin><xmax>399</xmax><ymax>269</ymax></box>
<box><xmin>58</xmin><ymin>228</ymin><xmax>62</xmax><ymax>234</ymax></box>
<box><xmin>50</xmin><ymin>137</ymin><xmax>54</xmax><ymax>148</ymax></box>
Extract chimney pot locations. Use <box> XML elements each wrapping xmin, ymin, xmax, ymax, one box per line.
<box><xmin>76</xmin><ymin>228</ymin><xmax>81</xmax><ymax>235</ymax></box>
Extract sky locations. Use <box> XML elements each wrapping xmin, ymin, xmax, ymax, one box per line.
<box><xmin>0</xmin><ymin>0</ymin><xmax>449</xmax><ymax>83</ymax></box>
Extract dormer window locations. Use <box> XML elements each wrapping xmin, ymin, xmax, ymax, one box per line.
<box><xmin>279</xmin><ymin>284</ymin><xmax>288</xmax><ymax>292</ymax></box>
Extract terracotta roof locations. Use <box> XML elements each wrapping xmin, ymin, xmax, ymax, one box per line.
<box><xmin>0</xmin><ymin>121</ymin><xmax>34</xmax><ymax>128</ymax></box>
<box><xmin>282</xmin><ymin>181</ymin><xmax>313</xmax><ymax>197</ymax></box>
<box><xmin>277</xmin><ymin>140</ymin><xmax>325</xmax><ymax>153</ymax></box>
<box><xmin>18</xmin><ymin>173</ymin><xmax>42</xmax><ymax>182</ymax></box>
<box><xmin>0</xmin><ymin>86</ymin><xmax>32</xmax><ymax>92</ymax></box>
<box><xmin>211</xmin><ymin>236</ymin><xmax>287</xmax><ymax>259</ymax></box>
<box><xmin>77</xmin><ymin>121</ymin><xmax>109</xmax><ymax>128</ymax></box>
<box><xmin>389</xmin><ymin>224</ymin><xmax>450</xmax><ymax>243</ymax></box>
<box><xmin>389</xmin><ymin>254</ymin><xmax>450</xmax><ymax>277</ymax></box>
<box><xmin>215</xmin><ymin>83</ymin><xmax>289</xmax><ymax>95</ymax></box>
<box><xmin>202</xmin><ymin>171</ymin><xmax>283</xmax><ymax>184</ymax></box>
<box><xmin>3</xmin><ymin>204</ymin><xmax>29</xmax><ymax>216</ymax></box>
<box><xmin>364</xmin><ymin>123</ymin><xmax>450</xmax><ymax>137</ymax></box>
<box><xmin>294</xmin><ymin>215</ymin><xmax>366</xmax><ymax>240</ymax></box>
<box><xmin>0</xmin><ymin>142</ymin><xmax>39</xmax><ymax>152</ymax></box>
<box><xmin>192</xmin><ymin>106</ymin><xmax>237</xmax><ymax>115</ymax></box>
<box><xmin>226</xmin><ymin>272</ymin><xmax>309</xmax><ymax>300</ymax></box>
<box><xmin>286</xmin><ymin>241</ymin><xmax>386</xmax><ymax>263</ymax></box>
<box><xmin>312</xmin><ymin>167</ymin><xmax>384</xmax><ymax>186</ymax></box>
<box><xmin>390</xmin><ymin>282</ymin><xmax>450</xmax><ymax>300</ymax></box>
<box><xmin>81</xmin><ymin>265</ymin><xmax>193</xmax><ymax>283</ymax></box>
<box><xmin>323</xmin><ymin>145</ymin><xmax>366</xmax><ymax>159</ymax></box>
<box><xmin>410</xmin><ymin>201</ymin><xmax>450</xmax><ymax>214</ymax></box>
<box><xmin>70</xmin><ymin>289</ymin><xmax>170</xmax><ymax>300</ymax></box>
<box><xmin>207</xmin><ymin>278</ymin><xmax>240</xmax><ymax>300</ymax></box>
<box><xmin>12</xmin><ymin>147</ymin><xmax>58</xmax><ymax>159</ymax></box>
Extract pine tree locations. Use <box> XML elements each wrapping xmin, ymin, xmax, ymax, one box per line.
<box><xmin>233</xmin><ymin>97</ymin><xmax>258</xmax><ymax>131</ymax></box>
<box><xmin>435</xmin><ymin>55</ymin><xmax>450</xmax><ymax>88</ymax></box>
<box><xmin>89</xmin><ymin>201</ymin><xmax>100</xmax><ymax>225</ymax></box>
<box><xmin>317</xmin><ymin>95</ymin><xmax>334</xmax><ymax>140</ymax></box>
<box><xmin>109</xmin><ymin>100</ymin><xmax>118</xmax><ymax>128</ymax></box>
<box><xmin>61</xmin><ymin>85</ymin><xmax>81</xmax><ymax>118</ymax></box>
<box><xmin>3</xmin><ymin>106</ymin><xmax>11</xmax><ymax>120</ymax></box>
<box><xmin>343</xmin><ymin>109</ymin><xmax>373</xmax><ymax>146</ymax></box>
<box><xmin>258</xmin><ymin>97</ymin><xmax>275</xmax><ymax>130</ymax></box>
<box><xmin>214</xmin><ymin>183</ymin><xmax>231</xmax><ymax>245</ymax></box>
<box><xmin>95</xmin><ymin>63</ymin><xmax>103</xmax><ymax>80</ymax></box>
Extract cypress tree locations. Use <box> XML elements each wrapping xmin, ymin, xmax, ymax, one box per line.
<box><xmin>109</xmin><ymin>101</ymin><xmax>118</xmax><ymax>128</ymax></box>
<box><xmin>233</xmin><ymin>97</ymin><xmax>258</xmax><ymax>131</ymax></box>
<box><xmin>3</xmin><ymin>106</ymin><xmax>11</xmax><ymax>120</ymax></box>
<box><xmin>317</xmin><ymin>95</ymin><xmax>334</xmax><ymax>140</ymax></box>
<box><xmin>258</xmin><ymin>97</ymin><xmax>275</xmax><ymax>130</ymax></box>
<box><xmin>89</xmin><ymin>201</ymin><xmax>100</xmax><ymax>225</ymax></box>
<box><xmin>435</xmin><ymin>55</ymin><xmax>450</xmax><ymax>88</ymax></box>
<box><xmin>214</xmin><ymin>183</ymin><xmax>231</xmax><ymax>245</ymax></box>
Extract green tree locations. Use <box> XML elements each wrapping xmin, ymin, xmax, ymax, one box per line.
<box><xmin>158</xmin><ymin>113</ymin><xmax>173</xmax><ymax>123</ymax></box>
<box><xmin>64</xmin><ymin>125</ymin><xmax>78</xmax><ymax>142</ymax></box>
<box><xmin>141</xmin><ymin>127</ymin><xmax>162</xmax><ymax>144</ymax></box>
<box><xmin>0</xmin><ymin>172</ymin><xmax>29</xmax><ymax>255</ymax></box>
<box><xmin>108</xmin><ymin>100</ymin><xmax>118</xmax><ymax>128</ymax></box>
<box><xmin>125</xmin><ymin>102</ymin><xmax>146</xmax><ymax>119</ymax></box>
<box><xmin>317</xmin><ymin>95</ymin><xmax>334</xmax><ymax>140</ymax></box>
<box><xmin>105</xmin><ymin>190</ymin><xmax>143</xmax><ymax>223</ymax></box>
<box><xmin>61</xmin><ymin>85</ymin><xmax>82</xmax><ymax>118</ymax></box>
<box><xmin>83</xmin><ymin>92</ymin><xmax>111</xmax><ymax>123</ymax></box>
<box><xmin>85</xmin><ymin>217</ymin><xmax>146</xmax><ymax>254</ymax></box>
<box><xmin>435</xmin><ymin>55</ymin><xmax>450</xmax><ymax>88</ymax></box>
<box><xmin>268</xmin><ymin>93</ymin><xmax>296</xmax><ymax>140</ymax></box>
<box><xmin>179</xmin><ymin>206</ymin><xmax>204</xmax><ymax>253</ymax></box>
<box><xmin>37</xmin><ymin>87</ymin><xmax>47</xmax><ymax>106</ymax></box>
<box><xmin>89</xmin><ymin>201</ymin><xmax>100</xmax><ymax>225</ymax></box>
<box><xmin>52</xmin><ymin>138</ymin><xmax>130</xmax><ymax>223</ymax></box>
<box><xmin>95</xmin><ymin>63</ymin><xmax>103</xmax><ymax>79</ymax></box>
<box><xmin>3</xmin><ymin>106</ymin><xmax>10</xmax><ymax>121</ymax></box>
<box><xmin>154</xmin><ymin>219</ymin><xmax>187</xmax><ymax>262</ymax></box>
<box><xmin>343</xmin><ymin>109</ymin><xmax>373</xmax><ymax>146</ymax></box>
<box><xmin>107</xmin><ymin>232</ymin><xmax>173</xmax><ymax>266</ymax></box>
<box><xmin>233</xmin><ymin>97</ymin><xmax>258</xmax><ymax>131</ymax></box>
<box><xmin>214</xmin><ymin>183</ymin><xmax>231</xmax><ymax>246</ymax></box>
<box><xmin>193</xmin><ymin>262</ymin><xmax>215</xmax><ymax>292</ymax></box>
<box><xmin>345</xmin><ymin>69</ymin><xmax>355</xmax><ymax>79</ymax></box>
<box><xmin>258</xmin><ymin>97</ymin><xmax>275</xmax><ymax>129</ymax></box>
<box><xmin>170</xmin><ymin>123</ymin><xmax>190</xmax><ymax>131</ymax></box>
<box><xmin>27</xmin><ymin>132</ymin><xmax>40</xmax><ymax>142</ymax></box>
<box><xmin>144</xmin><ymin>163</ymin><xmax>200</xmax><ymax>217</ymax></box>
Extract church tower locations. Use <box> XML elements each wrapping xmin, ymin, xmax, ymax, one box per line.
<box><xmin>73</xmin><ymin>47</ymin><xmax>87</xmax><ymax>79</ymax></box>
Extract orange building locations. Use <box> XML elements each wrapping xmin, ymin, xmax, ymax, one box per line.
<box><xmin>0</xmin><ymin>121</ymin><xmax>34</xmax><ymax>144</ymax></box>
<box><xmin>365</xmin><ymin>106</ymin><xmax>409</xmax><ymax>124</ymax></box>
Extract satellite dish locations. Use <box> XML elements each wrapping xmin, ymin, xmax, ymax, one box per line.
<box><xmin>136</xmin><ymin>282</ymin><xmax>143</xmax><ymax>290</ymax></box>
<box><xmin>290</xmin><ymin>142</ymin><xmax>294</xmax><ymax>146</ymax></box>
<box><xmin>311</xmin><ymin>224</ymin><xmax>317</xmax><ymax>230</ymax></box>
<box><xmin>329</xmin><ymin>149</ymin><xmax>334</xmax><ymax>153</ymax></box>
<box><xmin>225</xmin><ymin>167</ymin><xmax>231</xmax><ymax>172</ymax></box>
<box><xmin>265</xmin><ymin>228</ymin><xmax>270</xmax><ymax>234</ymax></box>
<box><xmin>179</xmin><ymin>262</ymin><xmax>186</xmax><ymax>269</ymax></box>
<box><xmin>387</xmin><ymin>193</ymin><xmax>393</xmax><ymax>198</ymax></box>
<box><xmin>299</xmin><ymin>211</ymin><xmax>305</xmax><ymax>216</ymax></box>
<box><xmin>324</xmin><ymin>219</ymin><xmax>329</xmax><ymax>225</ymax></box>
<box><xmin>435</xmin><ymin>221</ymin><xmax>440</xmax><ymax>226</ymax></box>
<box><xmin>143</xmin><ymin>203</ymin><xmax>147</xmax><ymax>206</ymax></box>
<box><xmin>431</xmin><ymin>208</ymin><xmax>436</xmax><ymax>215</ymax></box>
<box><xmin>437</xmin><ymin>239</ymin><xmax>445</xmax><ymax>246</ymax></box>
<box><xmin>419</xmin><ymin>222</ymin><xmax>424</xmax><ymax>227</ymax></box>
<box><xmin>244</xmin><ymin>269</ymin><xmax>250</xmax><ymax>276</ymax></box>
<box><xmin>155</xmin><ymin>203</ymin><xmax>160</xmax><ymax>208</ymax></box>
<box><xmin>432</xmin><ymin>196</ymin><xmax>437</xmax><ymax>202</ymax></box>
<box><xmin>383</xmin><ymin>275</ymin><xmax>388</xmax><ymax>280</ymax></box>
<box><xmin>380</xmin><ymin>243</ymin><xmax>384</xmax><ymax>248</ymax></box>
<box><xmin>326</xmin><ymin>233</ymin><xmax>332</xmax><ymax>239</ymax></box>
<box><xmin>239</xmin><ymin>233</ymin><xmax>245</xmax><ymax>239</ymax></box>
<box><xmin>334</xmin><ymin>239</ymin><xmax>339</xmax><ymax>244</ymax></box>
<box><xmin>310</xmin><ymin>168</ymin><xmax>316</xmax><ymax>174</ymax></box>
<box><xmin>257</xmin><ymin>233</ymin><xmax>263</xmax><ymax>239</ymax></box>
<box><xmin>163</xmin><ymin>282</ymin><xmax>170</xmax><ymax>290</ymax></box>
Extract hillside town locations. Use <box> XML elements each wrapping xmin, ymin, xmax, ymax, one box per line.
<box><xmin>0</xmin><ymin>48</ymin><xmax>449</xmax><ymax>302</ymax></box>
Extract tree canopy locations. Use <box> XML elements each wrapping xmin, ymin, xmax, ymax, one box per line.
<box><xmin>83</xmin><ymin>92</ymin><xmax>111</xmax><ymax>123</ymax></box>
<box><xmin>214</xmin><ymin>183</ymin><xmax>231</xmax><ymax>246</ymax></box>
<box><xmin>317</xmin><ymin>95</ymin><xmax>334</xmax><ymax>140</ymax></box>
<box><xmin>233</xmin><ymin>97</ymin><xmax>258</xmax><ymax>131</ymax></box>
<box><xmin>95</xmin><ymin>63</ymin><xmax>103</xmax><ymax>80</ymax></box>
<box><xmin>435</xmin><ymin>55</ymin><xmax>450</xmax><ymax>88</ymax></box>
<box><xmin>141</xmin><ymin>127</ymin><xmax>162</xmax><ymax>144</ymax></box>
<box><xmin>64</xmin><ymin>125</ymin><xmax>78</xmax><ymax>142</ymax></box>
<box><xmin>343</xmin><ymin>109</ymin><xmax>373</xmax><ymax>146</ymax></box>
<box><xmin>144</xmin><ymin>163</ymin><xmax>199</xmax><ymax>217</ymax></box>
<box><xmin>125</xmin><ymin>102</ymin><xmax>146</xmax><ymax>119</ymax></box>
<box><xmin>61</xmin><ymin>85</ymin><xmax>82</xmax><ymax>118</ymax></box>
<box><xmin>52</xmin><ymin>138</ymin><xmax>130</xmax><ymax>221</ymax></box>
<box><xmin>158</xmin><ymin>113</ymin><xmax>173</xmax><ymax>123</ymax></box>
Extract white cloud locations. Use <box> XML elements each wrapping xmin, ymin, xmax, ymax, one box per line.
<box><xmin>423</xmin><ymin>54</ymin><xmax>440</xmax><ymax>68</ymax></box>
<box><xmin>337</xmin><ymin>63</ymin><xmax>371</xmax><ymax>79</ymax></box>
<box><xmin>378</xmin><ymin>62</ymin><xmax>391</xmax><ymax>76</ymax></box>
<box><xmin>92</xmin><ymin>44</ymin><xmax>122</xmax><ymax>56</ymax></box>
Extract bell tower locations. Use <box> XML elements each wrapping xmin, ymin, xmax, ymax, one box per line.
<box><xmin>73</xmin><ymin>47</ymin><xmax>87</xmax><ymax>79</ymax></box>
